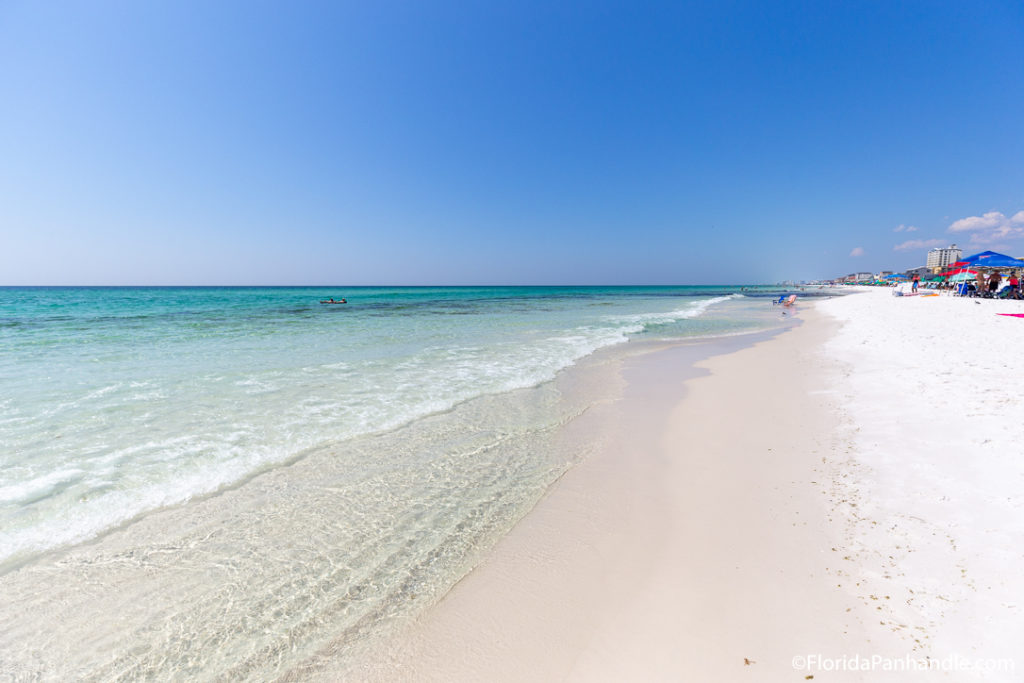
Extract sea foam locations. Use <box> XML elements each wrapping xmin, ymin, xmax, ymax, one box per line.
<box><xmin>0</xmin><ymin>287</ymin><xmax>764</xmax><ymax>570</ymax></box>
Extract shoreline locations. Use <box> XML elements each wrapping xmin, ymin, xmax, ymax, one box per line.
<box><xmin>15</xmin><ymin>288</ymin><xmax>1016</xmax><ymax>680</ymax></box>
<box><xmin>338</xmin><ymin>300</ymin><xmax>906</xmax><ymax>681</ymax></box>
<box><xmin>0</xmin><ymin>288</ymin><xmax>770</xmax><ymax>577</ymax></box>
<box><xmin>0</xmin><ymin>298</ymin><xmax>790</xmax><ymax>681</ymax></box>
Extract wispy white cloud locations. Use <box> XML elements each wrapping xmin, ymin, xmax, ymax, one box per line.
<box><xmin>893</xmin><ymin>224</ymin><xmax>919</xmax><ymax>232</ymax></box>
<box><xmin>947</xmin><ymin>210</ymin><xmax>1024</xmax><ymax>244</ymax></box>
<box><xmin>893</xmin><ymin>238</ymin><xmax>945</xmax><ymax>251</ymax></box>
<box><xmin>849</xmin><ymin>247</ymin><xmax>865</xmax><ymax>257</ymax></box>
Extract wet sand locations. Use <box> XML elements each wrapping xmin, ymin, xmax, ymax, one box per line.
<box><xmin>345</xmin><ymin>305</ymin><xmax>906</xmax><ymax>681</ymax></box>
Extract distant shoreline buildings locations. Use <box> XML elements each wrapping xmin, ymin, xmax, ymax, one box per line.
<box><xmin>802</xmin><ymin>243</ymin><xmax>1024</xmax><ymax>286</ymax></box>
<box><xmin>819</xmin><ymin>244</ymin><xmax>964</xmax><ymax>284</ymax></box>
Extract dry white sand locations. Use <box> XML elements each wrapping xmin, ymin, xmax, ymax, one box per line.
<box><xmin>818</xmin><ymin>289</ymin><xmax>1024</xmax><ymax>680</ymax></box>
<box><xmin>345</xmin><ymin>302</ymin><xmax>939</xmax><ymax>682</ymax></box>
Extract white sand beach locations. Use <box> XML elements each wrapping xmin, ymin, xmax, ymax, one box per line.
<box><xmin>346</xmin><ymin>290</ymin><xmax>1024</xmax><ymax>681</ymax></box>
<box><xmin>5</xmin><ymin>1</ymin><xmax>1023</xmax><ymax>679</ymax></box>
<box><xmin>4</xmin><ymin>289</ymin><xmax>1021</xmax><ymax>681</ymax></box>
<box><xmin>818</xmin><ymin>289</ymin><xmax>1024</xmax><ymax>676</ymax></box>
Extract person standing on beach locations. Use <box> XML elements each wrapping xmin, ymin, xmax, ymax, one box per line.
<box><xmin>976</xmin><ymin>270</ymin><xmax>986</xmax><ymax>297</ymax></box>
<box><xmin>988</xmin><ymin>271</ymin><xmax>1002</xmax><ymax>295</ymax></box>
<box><xmin>912</xmin><ymin>273</ymin><xmax>920</xmax><ymax>293</ymax></box>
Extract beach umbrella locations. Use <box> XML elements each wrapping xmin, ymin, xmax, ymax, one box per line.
<box><xmin>960</xmin><ymin>251</ymin><xmax>1024</xmax><ymax>269</ymax></box>
<box><xmin>941</xmin><ymin>267</ymin><xmax>976</xmax><ymax>277</ymax></box>
<box><xmin>961</xmin><ymin>251</ymin><xmax>1002</xmax><ymax>264</ymax></box>
<box><xmin>948</xmin><ymin>270</ymin><xmax>980</xmax><ymax>295</ymax></box>
<box><xmin>948</xmin><ymin>271</ymin><xmax>978</xmax><ymax>282</ymax></box>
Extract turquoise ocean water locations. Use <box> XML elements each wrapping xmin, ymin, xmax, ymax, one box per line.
<box><xmin>0</xmin><ymin>285</ymin><xmax>791</xmax><ymax>678</ymax></box>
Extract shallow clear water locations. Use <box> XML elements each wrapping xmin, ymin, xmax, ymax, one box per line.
<box><xmin>0</xmin><ymin>285</ymin><xmax>793</xmax><ymax>679</ymax></box>
<box><xmin>0</xmin><ymin>286</ymin><xmax>783</xmax><ymax>568</ymax></box>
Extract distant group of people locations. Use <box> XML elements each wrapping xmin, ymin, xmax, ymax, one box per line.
<box><xmin>900</xmin><ymin>269</ymin><xmax>1023</xmax><ymax>299</ymax></box>
<box><xmin>960</xmin><ymin>271</ymin><xmax>1021</xmax><ymax>299</ymax></box>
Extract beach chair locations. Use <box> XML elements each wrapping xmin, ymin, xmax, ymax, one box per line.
<box><xmin>997</xmin><ymin>285</ymin><xmax>1017</xmax><ymax>299</ymax></box>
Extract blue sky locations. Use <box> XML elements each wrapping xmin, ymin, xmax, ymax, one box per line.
<box><xmin>2</xmin><ymin>0</ymin><xmax>1022</xmax><ymax>285</ymax></box>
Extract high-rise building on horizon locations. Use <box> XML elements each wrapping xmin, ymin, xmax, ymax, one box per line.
<box><xmin>926</xmin><ymin>244</ymin><xmax>962</xmax><ymax>272</ymax></box>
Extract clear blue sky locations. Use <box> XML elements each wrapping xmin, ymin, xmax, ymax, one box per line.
<box><xmin>2</xmin><ymin>0</ymin><xmax>1022</xmax><ymax>285</ymax></box>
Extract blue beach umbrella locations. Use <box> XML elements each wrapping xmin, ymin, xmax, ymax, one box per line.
<box><xmin>960</xmin><ymin>251</ymin><xmax>1024</xmax><ymax>269</ymax></box>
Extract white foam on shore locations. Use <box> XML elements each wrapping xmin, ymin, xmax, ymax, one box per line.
<box><xmin>0</xmin><ymin>295</ymin><xmax>742</xmax><ymax>572</ymax></box>
<box><xmin>604</xmin><ymin>294</ymin><xmax>740</xmax><ymax>328</ymax></box>
<box><xmin>818</xmin><ymin>289</ymin><xmax>1024</xmax><ymax>674</ymax></box>
<box><xmin>0</xmin><ymin>337</ymin><xmax>632</xmax><ymax>681</ymax></box>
